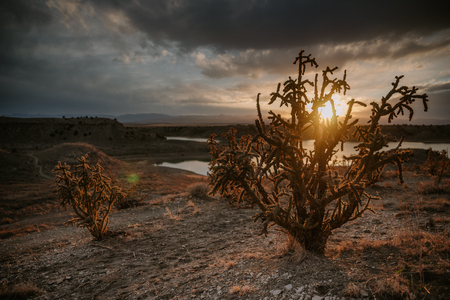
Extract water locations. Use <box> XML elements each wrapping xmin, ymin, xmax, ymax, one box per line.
<box><xmin>166</xmin><ymin>137</ymin><xmax>209</xmax><ymax>143</ymax></box>
<box><xmin>161</xmin><ymin>137</ymin><xmax>450</xmax><ymax>176</ymax></box>
<box><xmin>156</xmin><ymin>160</ymin><xmax>210</xmax><ymax>176</ymax></box>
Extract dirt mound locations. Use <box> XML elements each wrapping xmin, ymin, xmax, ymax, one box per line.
<box><xmin>33</xmin><ymin>143</ymin><xmax>128</xmax><ymax>177</ymax></box>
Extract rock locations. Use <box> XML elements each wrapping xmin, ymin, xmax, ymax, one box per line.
<box><xmin>285</xmin><ymin>284</ymin><xmax>293</xmax><ymax>290</ymax></box>
<box><xmin>272</xmin><ymin>289</ymin><xmax>283</xmax><ymax>296</ymax></box>
<box><xmin>311</xmin><ymin>296</ymin><xmax>323</xmax><ymax>300</ymax></box>
<box><xmin>360</xmin><ymin>289</ymin><xmax>369</xmax><ymax>297</ymax></box>
<box><xmin>55</xmin><ymin>278</ymin><xmax>64</xmax><ymax>284</ymax></box>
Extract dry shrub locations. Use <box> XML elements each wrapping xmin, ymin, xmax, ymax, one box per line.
<box><xmin>208</xmin><ymin>51</ymin><xmax>429</xmax><ymax>253</ymax></box>
<box><xmin>115</xmin><ymin>183</ymin><xmax>149</xmax><ymax>210</ymax></box>
<box><xmin>0</xmin><ymin>281</ymin><xmax>43</xmax><ymax>300</ymax></box>
<box><xmin>187</xmin><ymin>182</ymin><xmax>210</xmax><ymax>199</ymax></box>
<box><xmin>53</xmin><ymin>155</ymin><xmax>126</xmax><ymax>239</ymax></box>
<box><xmin>343</xmin><ymin>282</ymin><xmax>362</xmax><ymax>298</ymax></box>
<box><xmin>371</xmin><ymin>277</ymin><xmax>411</xmax><ymax>300</ymax></box>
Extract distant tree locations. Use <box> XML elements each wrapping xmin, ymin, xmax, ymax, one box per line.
<box><xmin>208</xmin><ymin>50</ymin><xmax>429</xmax><ymax>253</ymax></box>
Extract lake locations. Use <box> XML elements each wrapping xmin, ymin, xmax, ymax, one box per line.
<box><xmin>162</xmin><ymin>137</ymin><xmax>450</xmax><ymax>176</ymax></box>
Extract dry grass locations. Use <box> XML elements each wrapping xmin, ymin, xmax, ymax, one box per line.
<box><xmin>384</xmin><ymin>181</ymin><xmax>394</xmax><ymax>188</ymax></box>
<box><xmin>411</xmin><ymin>197</ymin><xmax>450</xmax><ymax>212</ymax></box>
<box><xmin>417</xmin><ymin>179</ymin><xmax>450</xmax><ymax>195</ymax></box>
<box><xmin>0</xmin><ymin>281</ymin><xmax>43</xmax><ymax>300</ymax></box>
<box><xmin>228</xmin><ymin>285</ymin><xmax>253</xmax><ymax>295</ymax></box>
<box><xmin>0</xmin><ymin>224</ymin><xmax>51</xmax><ymax>239</ymax></box>
<box><xmin>164</xmin><ymin>207</ymin><xmax>180</xmax><ymax>221</ymax></box>
<box><xmin>370</xmin><ymin>277</ymin><xmax>411</xmax><ymax>300</ymax></box>
<box><xmin>187</xmin><ymin>182</ymin><xmax>210</xmax><ymax>199</ymax></box>
<box><xmin>186</xmin><ymin>200</ymin><xmax>201</xmax><ymax>215</ymax></box>
<box><xmin>274</xmin><ymin>232</ymin><xmax>306</xmax><ymax>263</ymax></box>
<box><xmin>343</xmin><ymin>282</ymin><xmax>362</xmax><ymax>298</ymax></box>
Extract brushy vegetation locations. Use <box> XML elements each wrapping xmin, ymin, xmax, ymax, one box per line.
<box><xmin>52</xmin><ymin>155</ymin><xmax>126</xmax><ymax>239</ymax></box>
<box><xmin>208</xmin><ymin>50</ymin><xmax>429</xmax><ymax>253</ymax></box>
<box><xmin>187</xmin><ymin>182</ymin><xmax>211</xmax><ymax>199</ymax></box>
<box><xmin>421</xmin><ymin>148</ymin><xmax>450</xmax><ymax>183</ymax></box>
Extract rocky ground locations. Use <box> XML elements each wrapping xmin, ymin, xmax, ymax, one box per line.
<box><xmin>1</xmin><ymin>163</ymin><xmax>450</xmax><ymax>299</ymax></box>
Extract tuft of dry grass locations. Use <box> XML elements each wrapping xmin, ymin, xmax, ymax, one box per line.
<box><xmin>343</xmin><ymin>282</ymin><xmax>362</xmax><ymax>298</ymax></box>
<box><xmin>274</xmin><ymin>232</ymin><xmax>306</xmax><ymax>263</ymax></box>
<box><xmin>164</xmin><ymin>207</ymin><xmax>180</xmax><ymax>221</ymax></box>
<box><xmin>228</xmin><ymin>285</ymin><xmax>253</xmax><ymax>295</ymax></box>
<box><xmin>187</xmin><ymin>182</ymin><xmax>210</xmax><ymax>199</ymax></box>
<box><xmin>186</xmin><ymin>200</ymin><xmax>201</xmax><ymax>215</ymax></box>
<box><xmin>383</xmin><ymin>181</ymin><xmax>394</xmax><ymax>188</ymax></box>
<box><xmin>370</xmin><ymin>277</ymin><xmax>411</xmax><ymax>300</ymax></box>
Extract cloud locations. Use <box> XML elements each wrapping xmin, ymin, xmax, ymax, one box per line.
<box><xmin>420</xmin><ymin>81</ymin><xmax>450</xmax><ymax>93</ymax></box>
<box><xmin>0</xmin><ymin>0</ymin><xmax>52</xmax><ymax>30</ymax></box>
<box><xmin>92</xmin><ymin>0</ymin><xmax>450</xmax><ymax>52</ymax></box>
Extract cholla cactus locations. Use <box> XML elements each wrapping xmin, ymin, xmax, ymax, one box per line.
<box><xmin>208</xmin><ymin>50</ymin><xmax>429</xmax><ymax>253</ymax></box>
<box><xmin>52</xmin><ymin>155</ymin><xmax>126</xmax><ymax>239</ymax></box>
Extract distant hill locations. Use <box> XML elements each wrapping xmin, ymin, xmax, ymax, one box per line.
<box><xmin>5</xmin><ymin>113</ymin><xmax>256</xmax><ymax>125</ymax></box>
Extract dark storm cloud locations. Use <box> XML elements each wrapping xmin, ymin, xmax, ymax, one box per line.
<box><xmin>420</xmin><ymin>82</ymin><xmax>450</xmax><ymax>94</ymax></box>
<box><xmin>0</xmin><ymin>0</ymin><xmax>52</xmax><ymax>29</ymax></box>
<box><xmin>94</xmin><ymin>0</ymin><xmax>450</xmax><ymax>52</ymax></box>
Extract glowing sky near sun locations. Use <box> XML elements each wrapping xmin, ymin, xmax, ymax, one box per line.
<box><xmin>1</xmin><ymin>0</ymin><xmax>449</xmax><ymax>124</ymax></box>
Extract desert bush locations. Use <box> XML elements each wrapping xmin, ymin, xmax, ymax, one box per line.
<box><xmin>115</xmin><ymin>183</ymin><xmax>149</xmax><ymax>210</ymax></box>
<box><xmin>52</xmin><ymin>155</ymin><xmax>126</xmax><ymax>239</ymax></box>
<box><xmin>421</xmin><ymin>148</ymin><xmax>450</xmax><ymax>182</ymax></box>
<box><xmin>208</xmin><ymin>50</ymin><xmax>428</xmax><ymax>253</ymax></box>
<box><xmin>187</xmin><ymin>182</ymin><xmax>210</xmax><ymax>199</ymax></box>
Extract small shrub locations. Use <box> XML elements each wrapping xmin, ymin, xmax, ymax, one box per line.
<box><xmin>114</xmin><ymin>183</ymin><xmax>149</xmax><ymax>210</ymax></box>
<box><xmin>52</xmin><ymin>155</ymin><xmax>126</xmax><ymax>239</ymax></box>
<box><xmin>421</xmin><ymin>148</ymin><xmax>450</xmax><ymax>182</ymax></box>
<box><xmin>187</xmin><ymin>182</ymin><xmax>210</xmax><ymax>199</ymax></box>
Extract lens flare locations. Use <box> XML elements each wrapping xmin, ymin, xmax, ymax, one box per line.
<box><xmin>126</xmin><ymin>173</ymin><xmax>139</xmax><ymax>184</ymax></box>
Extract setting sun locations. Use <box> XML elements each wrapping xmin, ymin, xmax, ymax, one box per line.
<box><xmin>320</xmin><ymin>95</ymin><xmax>343</xmax><ymax>119</ymax></box>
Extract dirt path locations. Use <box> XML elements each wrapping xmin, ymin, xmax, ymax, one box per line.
<box><xmin>27</xmin><ymin>153</ymin><xmax>54</xmax><ymax>180</ymax></box>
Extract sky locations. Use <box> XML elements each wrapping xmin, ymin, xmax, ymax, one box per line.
<box><xmin>1</xmin><ymin>0</ymin><xmax>450</xmax><ymax>124</ymax></box>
